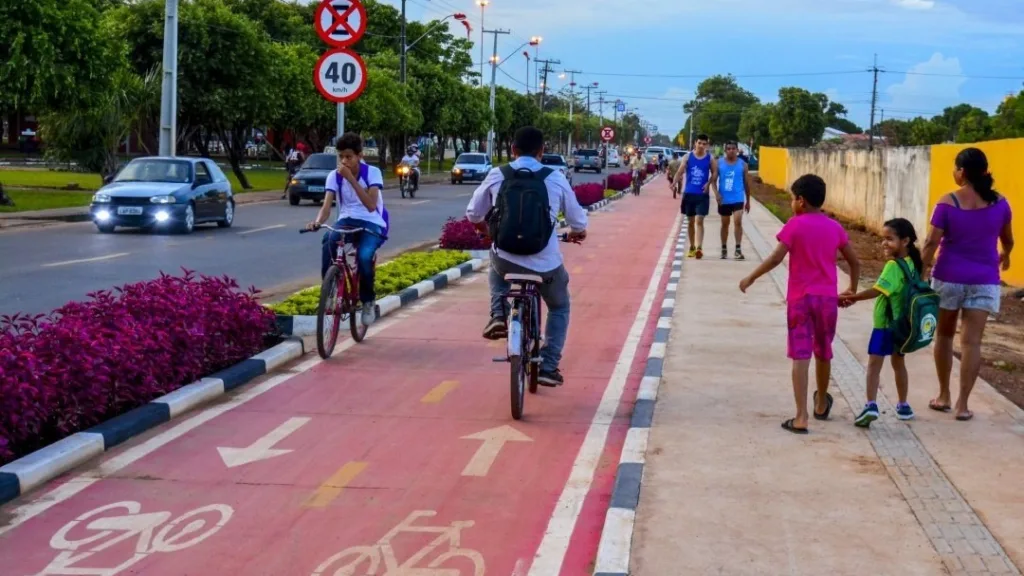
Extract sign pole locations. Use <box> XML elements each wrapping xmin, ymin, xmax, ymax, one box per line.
<box><xmin>336</xmin><ymin>102</ymin><xmax>345</xmax><ymax>143</ymax></box>
<box><xmin>158</xmin><ymin>0</ymin><xmax>179</xmax><ymax>156</ymax></box>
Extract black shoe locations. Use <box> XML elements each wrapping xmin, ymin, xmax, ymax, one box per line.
<box><xmin>538</xmin><ymin>368</ymin><xmax>564</xmax><ymax>387</ymax></box>
<box><xmin>483</xmin><ymin>316</ymin><xmax>507</xmax><ymax>340</ymax></box>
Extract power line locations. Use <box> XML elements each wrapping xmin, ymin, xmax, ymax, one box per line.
<box><xmin>572</xmin><ymin>69</ymin><xmax>869</xmax><ymax>79</ymax></box>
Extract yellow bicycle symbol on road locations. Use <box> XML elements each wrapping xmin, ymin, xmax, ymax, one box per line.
<box><xmin>312</xmin><ymin>510</ymin><xmax>485</xmax><ymax>576</ymax></box>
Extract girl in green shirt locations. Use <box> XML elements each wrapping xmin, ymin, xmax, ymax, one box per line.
<box><xmin>840</xmin><ymin>218</ymin><xmax>923</xmax><ymax>427</ymax></box>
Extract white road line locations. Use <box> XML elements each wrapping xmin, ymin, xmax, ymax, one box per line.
<box><xmin>527</xmin><ymin>212</ymin><xmax>681</xmax><ymax>576</ymax></box>
<box><xmin>237</xmin><ymin>224</ymin><xmax>285</xmax><ymax>236</ymax></box>
<box><xmin>0</xmin><ymin>298</ymin><xmax>439</xmax><ymax>537</ymax></box>
<box><xmin>41</xmin><ymin>252</ymin><xmax>130</xmax><ymax>268</ymax></box>
<box><xmin>456</xmin><ymin>192</ymin><xmax>472</xmax><ymax>198</ymax></box>
<box><xmin>408</xmin><ymin>200</ymin><xmax>431</xmax><ymax>205</ymax></box>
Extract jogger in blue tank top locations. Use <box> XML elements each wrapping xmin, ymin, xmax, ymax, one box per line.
<box><xmin>713</xmin><ymin>140</ymin><xmax>753</xmax><ymax>260</ymax></box>
<box><xmin>672</xmin><ymin>133</ymin><xmax>717</xmax><ymax>259</ymax></box>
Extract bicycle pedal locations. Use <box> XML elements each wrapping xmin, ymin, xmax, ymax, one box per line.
<box><xmin>492</xmin><ymin>357</ymin><xmax>508</xmax><ymax>363</ymax></box>
<box><xmin>530</xmin><ymin>357</ymin><xmax>542</xmax><ymax>364</ymax></box>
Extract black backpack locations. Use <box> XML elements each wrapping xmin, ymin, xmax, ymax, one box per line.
<box><xmin>487</xmin><ymin>165</ymin><xmax>554</xmax><ymax>255</ymax></box>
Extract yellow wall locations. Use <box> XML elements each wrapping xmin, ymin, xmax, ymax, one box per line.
<box><xmin>929</xmin><ymin>139</ymin><xmax>1024</xmax><ymax>286</ymax></box>
<box><xmin>757</xmin><ymin>146</ymin><xmax>789</xmax><ymax>190</ymax></box>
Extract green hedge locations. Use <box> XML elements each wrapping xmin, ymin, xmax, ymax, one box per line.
<box><xmin>603</xmin><ymin>189</ymin><xmax>617</xmax><ymax>199</ymax></box>
<box><xmin>269</xmin><ymin>249</ymin><xmax>471</xmax><ymax>315</ymax></box>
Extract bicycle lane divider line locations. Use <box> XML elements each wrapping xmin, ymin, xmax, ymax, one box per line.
<box><xmin>303</xmin><ymin>461</ymin><xmax>370</xmax><ymax>508</ymax></box>
<box><xmin>0</xmin><ymin>297</ymin><xmax>442</xmax><ymax>540</ymax></box>
<box><xmin>592</xmin><ymin>219</ymin><xmax>686</xmax><ymax>576</ymax></box>
<box><xmin>420</xmin><ymin>380</ymin><xmax>460</xmax><ymax>404</ymax></box>
<box><xmin>527</xmin><ymin>210</ymin><xmax>682</xmax><ymax>576</ymax></box>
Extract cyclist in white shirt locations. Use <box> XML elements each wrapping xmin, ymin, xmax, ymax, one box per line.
<box><xmin>400</xmin><ymin>146</ymin><xmax>421</xmax><ymax>192</ymax></box>
<box><xmin>305</xmin><ymin>133</ymin><xmax>387</xmax><ymax>327</ymax></box>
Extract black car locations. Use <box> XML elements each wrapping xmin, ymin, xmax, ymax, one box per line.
<box><xmin>287</xmin><ymin>153</ymin><xmax>337</xmax><ymax>205</ymax></box>
<box><xmin>89</xmin><ymin>157</ymin><xmax>234</xmax><ymax>234</ymax></box>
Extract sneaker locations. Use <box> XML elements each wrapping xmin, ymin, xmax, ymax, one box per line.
<box><xmin>687</xmin><ymin>247</ymin><xmax>697</xmax><ymax>259</ymax></box>
<box><xmin>538</xmin><ymin>368</ymin><xmax>564</xmax><ymax>387</ymax></box>
<box><xmin>361</xmin><ymin>303</ymin><xmax>376</xmax><ymax>327</ymax></box>
<box><xmin>895</xmin><ymin>402</ymin><xmax>915</xmax><ymax>420</ymax></box>
<box><xmin>721</xmin><ymin>246</ymin><xmax>728</xmax><ymax>260</ymax></box>
<box><xmin>695</xmin><ymin>247</ymin><xmax>704</xmax><ymax>260</ymax></box>
<box><xmin>855</xmin><ymin>403</ymin><xmax>880</xmax><ymax>428</ymax></box>
<box><xmin>735</xmin><ymin>246</ymin><xmax>745</xmax><ymax>260</ymax></box>
<box><xmin>483</xmin><ymin>316</ymin><xmax>507</xmax><ymax>340</ymax></box>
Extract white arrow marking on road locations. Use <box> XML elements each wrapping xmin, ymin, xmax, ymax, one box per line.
<box><xmin>217</xmin><ymin>417</ymin><xmax>310</xmax><ymax>468</ymax></box>
<box><xmin>460</xmin><ymin>425</ymin><xmax>533</xmax><ymax>477</ymax></box>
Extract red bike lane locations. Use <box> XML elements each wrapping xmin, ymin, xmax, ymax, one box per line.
<box><xmin>0</xmin><ymin>180</ymin><xmax>679</xmax><ymax>576</ymax></box>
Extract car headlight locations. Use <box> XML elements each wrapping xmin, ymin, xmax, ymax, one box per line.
<box><xmin>93</xmin><ymin>193</ymin><xmax>111</xmax><ymax>203</ymax></box>
<box><xmin>453</xmin><ymin>168</ymin><xmax>462</xmax><ymax>174</ymax></box>
<box><xmin>150</xmin><ymin>195</ymin><xmax>176</xmax><ymax>204</ymax></box>
<box><xmin>290</xmin><ymin>179</ymin><xmax>299</xmax><ymax>185</ymax></box>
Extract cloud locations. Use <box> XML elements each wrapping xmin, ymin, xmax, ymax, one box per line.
<box><xmin>892</xmin><ymin>0</ymin><xmax>935</xmax><ymax>9</ymax></box>
<box><xmin>884</xmin><ymin>53</ymin><xmax>966</xmax><ymax>117</ymax></box>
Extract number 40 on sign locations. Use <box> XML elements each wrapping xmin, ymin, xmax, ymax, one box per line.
<box><xmin>314</xmin><ymin>48</ymin><xmax>368</xmax><ymax>104</ymax></box>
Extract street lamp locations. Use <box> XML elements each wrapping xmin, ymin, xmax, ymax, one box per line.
<box><xmin>402</xmin><ymin>13</ymin><xmax>466</xmax><ymax>83</ymax></box>
<box><xmin>530</xmin><ymin>36</ymin><xmax>541</xmax><ymax>93</ymax></box>
<box><xmin>477</xmin><ymin>0</ymin><xmax>489</xmax><ymax>82</ymax></box>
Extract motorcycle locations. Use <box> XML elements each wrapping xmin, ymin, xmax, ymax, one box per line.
<box><xmin>397</xmin><ymin>164</ymin><xmax>417</xmax><ymax>199</ymax></box>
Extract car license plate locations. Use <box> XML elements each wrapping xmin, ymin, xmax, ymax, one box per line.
<box><xmin>308</xmin><ymin>186</ymin><xmax>324</xmax><ymax>193</ymax></box>
<box><xmin>117</xmin><ymin>206</ymin><xmax>143</xmax><ymax>216</ymax></box>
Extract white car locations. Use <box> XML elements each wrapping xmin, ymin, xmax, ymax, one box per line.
<box><xmin>606</xmin><ymin>148</ymin><xmax>620</xmax><ymax>167</ymax></box>
<box><xmin>541</xmin><ymin>154</ymin><xmax>572</xmax><ymax>185</ymax></box>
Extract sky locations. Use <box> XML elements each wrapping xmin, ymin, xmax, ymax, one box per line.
<box><xmin>381</xmin><ymin>0</ymin><xmax>1024</xmax><ymax>137</ymax></box>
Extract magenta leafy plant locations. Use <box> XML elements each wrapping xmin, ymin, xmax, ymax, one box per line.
<box><xmin>0</xmin><ymin>270</ymin><xmax>275</xmax><ymax>465</ymax></box>
<box><xmin>606</xmin><ymin>172</ymin><xmax>632</xmax><ymax>191</ymax></box>
<box><xmin>646</xmin><ymin>163</ymin><xmax>657</xmax><ymax>175</ymax></box>
<box><xmin>439</xmin><ymin>217</ymin><xmax>490</xmax><ymax>250</ymax></box>
<box><xmin>573</xmin><ymin>182</ymin><xmax>605</xmax><ymax>207</ymax></box>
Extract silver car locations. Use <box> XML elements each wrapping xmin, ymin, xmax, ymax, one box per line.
<box><xmin>573</xmin><ymin>148</ymin><xmax>602</xmax><ymax>173</ymax></box>
<box><xmin>541</xmin><ymin>154</ymin><xmax>572</xmax><ymax>185</ymax></box>
<box><xmin>451</xmin><ymin>153</ymin><xmax>492</xmax><ymax>184</ymax></box>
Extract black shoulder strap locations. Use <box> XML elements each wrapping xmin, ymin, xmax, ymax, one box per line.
<box><xmin>534</xmin><ymin>167</ymin><xmax>553</xmax><ymax>180</ymax></box>
<box><xmin>949</xmin><ymin>193</ymin><xmax>961</xmax><ymax>208</ymax></box>
<box><xmin>894</xmin><ymin>258</ymin><xmax>914</xmax><ymax>282</ymax></box>
<box><xmin>499</xmin><ymin>165</ymin><xmax>516</xmax><ymax>180</ymax></box>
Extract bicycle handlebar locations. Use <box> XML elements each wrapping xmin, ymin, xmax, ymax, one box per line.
<box><xmin>299</xmin><ymin>224</ymin><xmax>367</xmax><ymax>234</ymax></box>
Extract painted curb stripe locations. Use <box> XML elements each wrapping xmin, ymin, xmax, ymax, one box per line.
<box><xmin>430</xmin><ymin>272</ymin><xmax>449</xmax><ymax>290</ymax></box>
<box><xmin>630</xmin><ymin>399</ymin><xmax>656</xmax><ymax>429</ymax></box>
<box><xmin>397</xmin><ymin>287</ymin><xmax>419</xmax><ymax>305</ymax></box>
<box><xmin>642</xmin><ymin>358</ymin><xmax>663</xmax><ymax>378</ymax></box>
<box><xmin>0</xmin><ymin>336</ymin><xmax>305</xmax><ymax>506</ymax></box>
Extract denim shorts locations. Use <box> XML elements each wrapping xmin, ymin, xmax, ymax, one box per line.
<box><xmin>931</xmin><ymin>279</ymin><xmax>1001</xmax><ymax>315</ymax></box>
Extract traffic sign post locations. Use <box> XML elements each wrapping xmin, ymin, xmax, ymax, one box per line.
<box><xmin>314</xmin><ymin>0</ymin><xmax>368</xmax><ymax>141</ymax></box>
<box><xmin>644</xmin><ymin>136</ymin><xmax>652</xmax><ymax>145</ymax></box>
<box><xmin>600</xmin><ymin>126</ymin><xmax>615</xmax><ymax>142</ymax></box>
<box><xmin>616</xmin><ymin>102</ymin><xmax>625</xmax><ymax>113</ymax></box>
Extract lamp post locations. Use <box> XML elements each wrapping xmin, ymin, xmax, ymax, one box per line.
<box><xmin>402</xmin><ymin>12</ymin><xmax>467</xmax><ymax>83</ymax></box>
<box><xmin>476</xmin><ymin>0</ymin><xmax>489</xmax><ymax>83</ymax></box>
<box><xmin>530</xmin><ymin>36</ymin><xmax>541</xmax><ymax>93</ymax></box>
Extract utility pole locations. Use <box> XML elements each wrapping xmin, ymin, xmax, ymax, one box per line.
<box><xmin>563</xmin><ymin>69</ymin><xmax>582</xmax><ymax>154</ymax></box>
<box><xmin>535</xmin><ymin>58</ymin><xmax>559</xmax><ymax>109</ymax></box>
<box><xmin>485</xmin><ymin>28</ymin><xmax>511</xmax><ymax>159</ymax></box>
<box><xmin>399</xmin><ymin>0</ymin><xmax>407</xmax><ymax>83</ymax></box>
<box><xmin>869</xmin><ymin>53</ymin><xmax>880</xmax><ymax>152</ymax></box>
<box><xmin>158</xmin><ymin>0</ymin><xmax>179</xmax><ymax>156</ymax></box>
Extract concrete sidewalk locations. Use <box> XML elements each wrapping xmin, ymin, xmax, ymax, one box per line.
<box><xmin>631</xmin><ymin>200</ymin><xmax>1024</xmax><ymax>575</ymax></box>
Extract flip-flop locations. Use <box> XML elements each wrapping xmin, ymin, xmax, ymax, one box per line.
<box><xmin>929</xmin><ymin>399</ymin><xmax>952</xmax><ymax>412</ymax></box>
<box><xmin>955</xmin><ymin>410</ymin><xmax>974</xmax><ymax>421</ymax></box>
<box><xmin>781</xmin><ymin>418</ymin><xmax>809</xmax><ymax>434</ymax></box>
<box><xmin>813</xmin><ymin>391</ymin><xmax>834</xmax><ymax>421</ymax></box>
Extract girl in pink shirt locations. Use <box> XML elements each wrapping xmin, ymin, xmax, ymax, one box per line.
<box><xmin>740</xmin><ymin>174</ymin><xmax>861</xmax><ymax>434</ymax></box>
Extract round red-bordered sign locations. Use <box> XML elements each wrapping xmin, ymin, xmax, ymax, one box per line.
<box><xmin>314</xmin><ymin>0</ymin><xmax>367</xmax><ymax>48</ymax></box>
<box><xmin>313</xmin><ymin>49</ymin><xmax>368</xmax><ymax>103</ymax></box>
<box><xmin>601</xmin><ymin>127</ymin><xmax>615</xmax><ymax>141</ymax></box>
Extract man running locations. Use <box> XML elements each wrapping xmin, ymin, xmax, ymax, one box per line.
<box><xmin>713</xmin><ymin>140</ymin><xmax>753</xmax><ymax>260</ymax></box>
<box><xmin>667</xmin><ymin>152</ymin><xmax>682</xmax><ymax>198</ymax></box>
<box><xmin>673</xmin><ymin>134</ymin><xmax>716</xmax><ymax>259</ymax></box>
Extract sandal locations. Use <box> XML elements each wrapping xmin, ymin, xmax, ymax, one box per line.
<box><xmin>781</xmin><ymin>418</ymin><xmax>809</xmax><ymax>434</ymax></box>
<box><xmin>813</xmin><ymin>391</ymin><xmax>834</xmax><ymax>421</ymax></box>
<box><xmin>955</xmin><ymin>410</ymin><xmax>974</xmax><ymax>422</ymax></box>
<box><xmin>929</xmin><ymin>399</ymin><xmax>952</xmax><ymax>412</ymax></box>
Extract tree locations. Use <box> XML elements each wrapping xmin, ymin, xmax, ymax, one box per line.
<box><xmin>0</xmin><ymin>0</ymin><xmax>122</xmax><ymax>115</ymax></box>
<box><xmin>992</xmin><ymin>90</ymin><xmax>1024</xmax><ymax>139</ymax></box>
<box><xmin>877</xmin><ymin>119</ymin><xmax>912</xmax><ymax>146</ymax></box>
<box><xmin>955</xmin><ymin>109</ymin><xmax>992</xmax><ymax>143</ymax></box>
<box><xmin>933</xmin><ymin>103</ymin><xmax>981</xmax><ymax>142</ymax></box>
<box><xmin>907</xmin><ymin>117</ymin><xmax>947</xmax><ymax>146</ymax></box>
<box><xmin>738</xmin><ymin>102</ymin><xmax>774</xmax><ymax>148</ymax></box>
<box><xmin>822</xmin><ymin>101</ymin><xmax>862</xmax><ymax>134</ymax></box>
<box><xmin>674</xmin><ymin>128</ymin><xmax>687</xmax><ymax>148</ymax></box>
<box><xmin>684</xmin><ymin>75</ymin><xmax>759</xmax><ymax>144</ymax></box>
<box><xmin>769</xmin><ymin>87</ymin><xmax>826</xmax><ymax>147</ymax></box>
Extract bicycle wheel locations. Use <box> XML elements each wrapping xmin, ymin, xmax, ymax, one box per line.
<box><xmin>345</xmin><ymin>268</ymin><xmax>368</xmax><ymax>343</ymax></box>
<box><xmin>508</xmin><ymin>307</ymin><xmax>526</xmax><ymax>420</ymax></box>
<box><xmin>317</xmin><ymin>266</ymin><xmax>343</xmax><ymax>359</ymax></box>
<box><xmin>528</xmin><ymin>298</ymin><xmax>541</xmax><ymax>394</ymax></box>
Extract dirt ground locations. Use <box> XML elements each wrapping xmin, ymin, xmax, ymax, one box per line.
<box><xmin>751</xmin><ymin>180</ymin><xmax>1024</xmax><ymax>410</ymax></box>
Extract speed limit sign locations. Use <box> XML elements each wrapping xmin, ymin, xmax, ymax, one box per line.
<box><xmin>314</xmin><ymin>48</ymin><xmax>367</xmax><ymax>104</ymax></box>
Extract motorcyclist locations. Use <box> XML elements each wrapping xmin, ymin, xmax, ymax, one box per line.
<box><xmin>400</xmin><ymin>146</ymin><xmax>421</xmax><ymax>191</ymax></box>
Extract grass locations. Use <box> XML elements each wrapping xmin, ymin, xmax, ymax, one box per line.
<box><xmin>0</xmin><ymin>170</ymin><xmax>103</xmax><ymax>190</ymax></box>
<box><xmin>0</xmin><ymin>189</ymin><xmax>94</xmax><ymax>213</ymax></box>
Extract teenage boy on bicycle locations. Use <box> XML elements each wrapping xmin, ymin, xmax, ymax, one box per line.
<box><xmin>304</xmin><ymin>133</ymin><xmax>387</xmax><ymax>328</ymax></box>
<box><xmin>466</xmin><ymin>126</ymin><xmax>588</xmax><ymax>387</ymax></box>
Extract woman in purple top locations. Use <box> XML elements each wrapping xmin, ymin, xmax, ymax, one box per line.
<box><xmin>922</xmin><ymin>148</ymin><xmax>1014</xmax><ymax>421</ymax></box>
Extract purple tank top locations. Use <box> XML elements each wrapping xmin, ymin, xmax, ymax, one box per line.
<box><xmin>930</xmin><ymin>196</ymin><xmax>1012</xmax><ymax>285</ymax></box>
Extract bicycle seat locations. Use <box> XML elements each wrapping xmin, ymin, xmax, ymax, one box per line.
<box><xmin>504</xmin><ymin>273</ymin><xmax>543</xmax><ymax>284</ymax></box>
<box><xmin>336</xmin><ymin>226</ymin><xmax>365</xmax><ymax>234</ymax></box>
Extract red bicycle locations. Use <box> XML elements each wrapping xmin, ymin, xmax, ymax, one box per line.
<box><xmin>300</xmin><ymin>224</ymin><xmax>375</xmax><ymax>358</ymax></box>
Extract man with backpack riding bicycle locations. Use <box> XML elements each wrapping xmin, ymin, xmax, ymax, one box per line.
<box><xmin>304</xmin><ymin>132</ymin><xmax>388</xmax><ymax>328</ymax></box>
<box><xmin>466</xmin><ymin>126</ymin><xmax>588</xmax><ymax>387</ymax></box>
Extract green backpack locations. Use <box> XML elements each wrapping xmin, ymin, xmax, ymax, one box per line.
<box><xmin>886</xmin><ymin>259</ymin><xmax>940</xmax><ymax>355</ymax></box>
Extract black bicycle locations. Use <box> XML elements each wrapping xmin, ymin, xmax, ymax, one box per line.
<box><xmin>494</xmin><ymin>234</ymin><xmax>581</xmax><ymax>420</ymax></box>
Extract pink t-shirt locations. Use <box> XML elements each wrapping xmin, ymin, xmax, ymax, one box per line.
<box><xmin>776</xmin><ymin>212</ymin><xmax>849</xmax><ymax>301</ymax></box>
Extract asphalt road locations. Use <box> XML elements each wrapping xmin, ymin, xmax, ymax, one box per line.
<box><xmin>0</xmin><ymin>168</ymin><xmax>621</xmax><ymax>316</ymax></box>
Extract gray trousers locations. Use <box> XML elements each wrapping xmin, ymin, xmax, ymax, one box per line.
<box><xmin>489</xmin><ymin>255</ymin><xmax>571</xmax><ymax>372</ymax></box>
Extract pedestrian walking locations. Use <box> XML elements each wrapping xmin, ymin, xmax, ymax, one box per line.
<box><xmin>673</xmin><ymin>134</ymin><xmax>716</xmax><ymax>259</ymax></box>
<box><xmin>739</xmin><ymin>174</ymin><xmax>861</xmax><ymax>434</ymax></box>
<box><xmin>713</xmin><ymin>141</ymin><xmax>752</xmax><ymax>260</ymax></box>
<box><xmin>921</xmin><ymin>147</ymin><xmax>1014</xmax><ymax>421</ymax></box>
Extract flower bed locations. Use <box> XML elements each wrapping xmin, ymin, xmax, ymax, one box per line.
<box><xmin>573</xmin><ymin>182</ymin><xmax>605</xmax><ymax>207</ymax></box>
<box><xmin>606</xmin><ymin>172</ymin><xmax>631</xmax><ymax>191</ymax></box>
<box><xmin>0</xmin><ymin>271</ymin><xmax>275</xmax><ymax>465</ymax></box>
<box><xmin>439</xmin><ymin>217</ymin><xmax>490</xmax><ymax>250</ymax></box>
<box><xmin>603</xmin><ymin>189</ymin><xmax>617</xmax><ymax>199</ymax></box>
<box><xmin>268</xmin><ymin>250</ymin><xmax>471</xmax><ymax>316</ymax></box>
<box><xmin>646</xmin><ymin>163</ymin><xmax>657</xmax><ymax>175</ymax></box>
